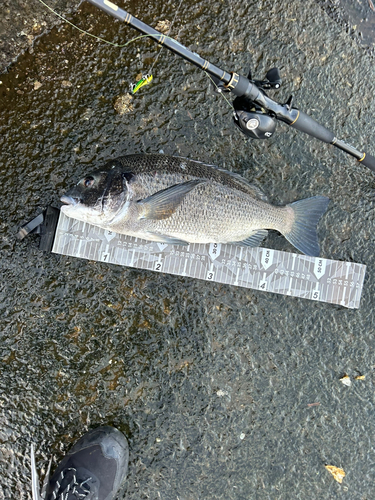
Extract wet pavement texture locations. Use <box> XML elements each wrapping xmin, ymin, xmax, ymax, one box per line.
<box><xmin>316</xmin><ymin>0</ymin><xmax>375</xmax><ymax>53</ymax></box>
<box><xmin>1</xmin><ymin>0</ymin><xmax>375</xmax><ymax>499</ymax></box>
<box><xmin>0</xmin><ymin>0</ymin><xmax>81</xmax><ymax>74</ymax></box>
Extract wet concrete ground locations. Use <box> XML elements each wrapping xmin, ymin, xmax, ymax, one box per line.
<box><xmin>317</xmin><ymin>0</ymin><xmax>375</xmax><ymax>53</ymax></box>
<box><xmin>0</xmin><ymin>0</ymin><xmax>81</xmax><ymax>74</ymax></box>
<box><xmin>1</xmin><ymin>0</ymin><xmax>375</xmax><ymax>499</ymax></box>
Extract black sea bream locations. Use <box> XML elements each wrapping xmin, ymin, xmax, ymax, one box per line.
<box><xmin>61</xmin><ymin>154</ymin><xmax>329</xmax><ymax>256</ymax></box>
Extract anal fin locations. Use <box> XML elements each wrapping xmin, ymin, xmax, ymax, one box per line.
<box><xmin>147</xmin><ymin>232</ymin><xmax>189</xmax><ymax>246</ymax></box>
<box><xmin>231</xmin><ymin>229</ymin><xmax>268</xmax><ymax>247</ymax></box>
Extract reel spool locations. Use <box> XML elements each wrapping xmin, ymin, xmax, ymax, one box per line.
<box><xmin>232</xmin><ymin>67</ymin><xmax>281</xmax><ymax>140</ymax></box>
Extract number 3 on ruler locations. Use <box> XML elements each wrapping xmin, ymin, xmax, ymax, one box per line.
<box><xmin>206</xmin><ymin>271</ymin><xmax>214</xmax><ymax>280</ymax></box>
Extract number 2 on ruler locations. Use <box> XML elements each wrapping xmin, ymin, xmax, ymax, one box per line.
<box><xmin>155</xmin><ymin>261</ymin><xmax>163</xmax><ymax>271</ymax></box>
<box><xmin>154</xmin><ymin>261</ymin><xmax>163</xmax><ymax>271</ymax></box>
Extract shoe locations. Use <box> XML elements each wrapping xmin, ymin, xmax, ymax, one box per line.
<box><xmin>31</xmin><ymin>426</ymin><xmax>129</xmax><ymax>500</ymax></box>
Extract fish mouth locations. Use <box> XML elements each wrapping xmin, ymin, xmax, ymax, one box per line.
<box><xmin>60</xmin><ymin>194</ymin><xmax>78</xmax><ymax>206</ymax></box>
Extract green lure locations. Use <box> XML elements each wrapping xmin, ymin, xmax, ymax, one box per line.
<box><xmin>131</xmin><ymin>74</ymin><xmax>153</xmax><ymax>94</ymax></box>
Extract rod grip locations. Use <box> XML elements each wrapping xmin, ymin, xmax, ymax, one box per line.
<box><xmin>359</xmin><ymin>152</ymin><xmax>375</xmax><ymax>172</ymax></box>
<box><xmin>289</xmin><ymin>110</ymin><xmax>335</xmax><ymax>144</ymax></box>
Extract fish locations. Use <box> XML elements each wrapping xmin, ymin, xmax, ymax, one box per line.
<box><xmin>61</xmin><ymin>153</ymin><xmax>329</xmax><ymax>256</ymax></box>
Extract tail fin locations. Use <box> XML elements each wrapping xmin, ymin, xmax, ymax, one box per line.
<box><xmin>283</xmin><ymin>196</ymin><xmax>329</xmax><ymax>256</ymax></box>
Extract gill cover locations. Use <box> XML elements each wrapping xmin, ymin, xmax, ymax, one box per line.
<box><xmin>65</xmin><ymin>161</ymin><xmax>131</xmax><ymax>211</ymax></box>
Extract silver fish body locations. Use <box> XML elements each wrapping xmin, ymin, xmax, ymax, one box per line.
<box><xmin>61</xmin><ymin>154</ymin><xmax>329</xmax><ymax>256</ymax></box>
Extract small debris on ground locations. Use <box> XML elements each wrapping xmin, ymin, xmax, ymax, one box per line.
<box><xmin>216</xmin><ymin>389</ymin><xmax>228</xmax><ymax>397</ymax></box>
<box><xmin>354</xmin><ymin>374</ymin><xmax>365</xmax><ymax>380</ymax></box>
<box><xmin>33</xmin><ymin>81</ymin><xmax>42</xmax><ymax>90</ymax></box>
<box><xmin>340</xmin><ymin>374</ymin><xmax>351</xmax><ymax>386</ymax></box>
<box><xmin>325</xmin><ymin>465</ymin><xmax>346</xmax><ymax>483</ymax></box>
<box><xmin>155</xmin><ymin>19</ymin><xmax>171</xmax><ymax>34</ymax></box>
<box><xmin>113</xmin><ymin>94</ymin><xmax>133</xmax><ymax>115</ymax></box>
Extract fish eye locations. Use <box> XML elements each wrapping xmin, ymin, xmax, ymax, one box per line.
<box><xmin>83</xmin><ymin>176</ymin><xmax>94</xmax><ymax>188</ymax></box>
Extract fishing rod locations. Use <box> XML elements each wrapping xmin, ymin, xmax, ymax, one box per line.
<box><xmin>86</xmin><ymin>0</ymin><xmax>375</xmax><ymax>172</ymax></box>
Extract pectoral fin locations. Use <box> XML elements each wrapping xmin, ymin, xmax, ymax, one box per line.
<box><xmin>138</xmin><ymin>180</ymin><xmax>203</xmax><ymax>220</ymax></box>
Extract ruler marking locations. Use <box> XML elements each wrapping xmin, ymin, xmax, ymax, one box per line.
<box><xmin>333</xmin><ymin>259</ymin><xmax>340</xmax><ymax>305</ymax></box>
<box><xmin>122</xmin><ymin>245</ymin><xmax>126</xmax><ymax>267</ymax></box>
<box><xmin>286</xmin><ymin>252</ymin><xmax>291</xmax><ymax>295</ymax></box>
<box><xmin>52</xmin><ymin>214</ymin><xmax>366</xmax><ymax>308</ymax></box>
<box><xmin>238</xmin><ymin>246</ymin><xmax>243</xmax><ymax>263</ymax></box>
<box><xmin>234</xmin><ymin>265</ymin><xmax>240</xmax><ymax>286</ymax></box>
<box><xmin>182</xmin><ymin>256</ymin><xmax>188</xmax><ymax>276</ymax></box>
<box><xmin>356</xmin><ymin>282</ymin><xmax>361</xmax><ymax>307</ymax></box>
<box><xmin>189</xmin><ymin>254</ymin><xmax>194</xmax><ymax>277</ymax></box>
<box><xmin>192</xmin><ymin>254</ymin><xmax>197</xmax><ymax>280</ymax></box>
<box><xmin>216</xmin><ymin>258</ymin><xmax>222</xmax><ymax>284</ymax></box>
<box><xmin>332</xmin><ymin>262</ymin><xmax>338</xmax><ymax>305</ymax></box>
<box><xmin>185</xmin><ymin>254</ymin><xmax>190</xmax><ymax>278</ymax></box>
<box><xmin>341</xmin><ymin>286</ymin><xmax>347</xmax><ymax>306</ymax></box>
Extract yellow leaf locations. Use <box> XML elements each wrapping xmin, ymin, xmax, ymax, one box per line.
<box><xmin>325</xmin><ymin>465</ymin><xmax>346</xmax><ymax>483</ymax></box>
<box><xmin>355</xmin><ymin>375</ymin><xmax>365</xmax><ymax>380</ymax></box>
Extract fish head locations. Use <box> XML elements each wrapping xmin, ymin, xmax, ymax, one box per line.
<box><xmin>61</xmin><ymin>163</ymin><xmax>130</xmax><ymax>224</ymax></box>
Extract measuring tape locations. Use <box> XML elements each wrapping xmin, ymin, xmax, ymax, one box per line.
<box><xmin>53</xmin><ymin>213</ymin><xmax>366</xmax><ymax>309</ymax></box>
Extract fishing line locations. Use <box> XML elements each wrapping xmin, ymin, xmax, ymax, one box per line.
<box><xmin>146</xmin><ymin>0</ymin><xmax>184</xmax><ymax>79</ymax></box>
<box><xmin>36</xmin><ymin>0</ymin><xmax>175</xmax><ymax>48</ymax></box>
<box><xmin>204</xmin><ymin>72</ymin><xmax>234</xmax><ymax>110</ymax></box>
<box><xmin>36</xmin><ymin>0</ymin><xmax>234</xmax><ymax>106</ymax></box>
<box><xmin>129</xmin><ymin>0</ymin><xmax>184</xmax><ymax>93</ymax></box>
<box><xmin>132</xmin><ymin>0</ymin><xmax>233</xmax><ymax>107</ymax></box>
<box><xmin>130</xmin><ymin>0</ymin><xmax>184</xmax><ymax>94</ymax></box>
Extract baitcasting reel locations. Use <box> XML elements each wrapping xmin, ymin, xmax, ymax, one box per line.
<box><xmin>233</xmin><ymin>109</ymin><xmax>277</xmax><ymax>140</ymax></box>
<box><xmin>232</xmin><ymin>67</ymin><xmax>281</xmax><ymax>140</ymax></box>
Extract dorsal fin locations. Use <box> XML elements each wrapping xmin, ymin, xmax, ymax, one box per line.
<box><xmin>174</xmin><ymin>156</ymin><xmax>268</xmax><ymax>201</ymax></box>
